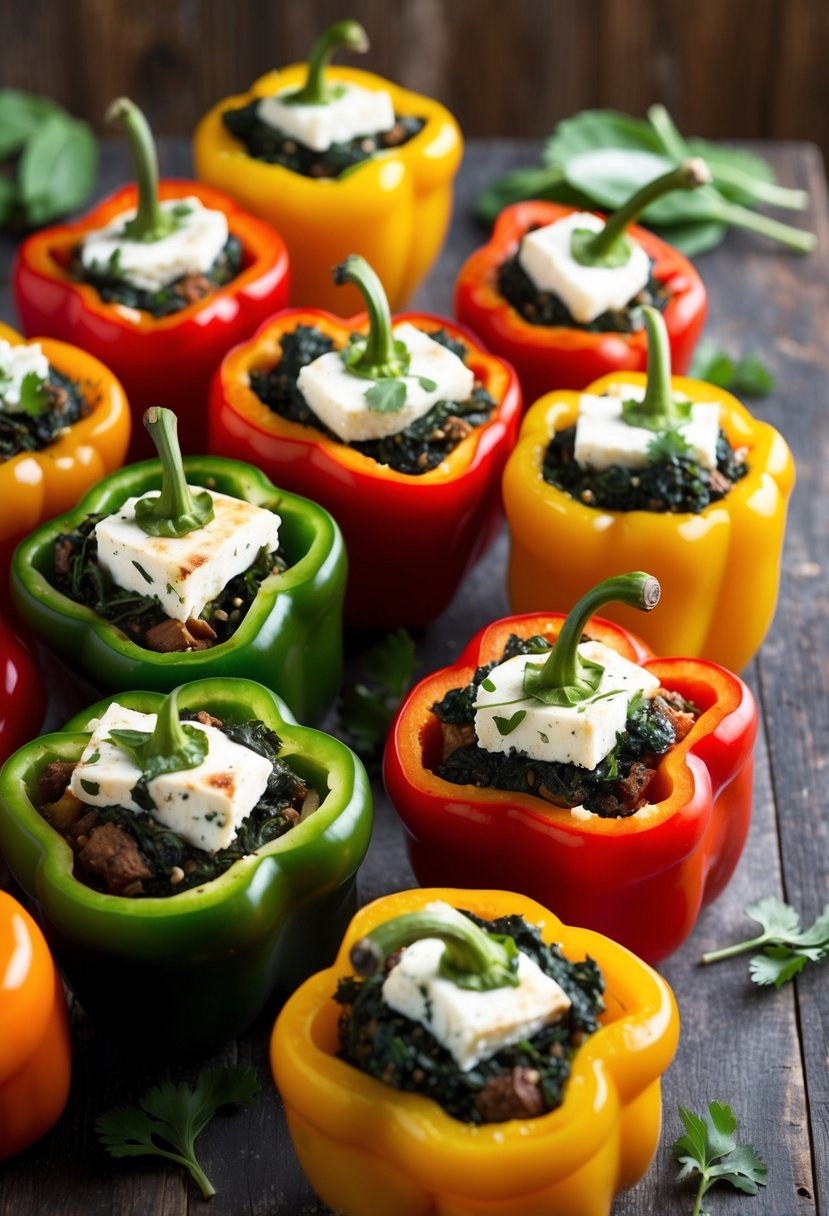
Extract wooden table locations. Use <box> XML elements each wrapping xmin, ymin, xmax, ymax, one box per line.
<box><xmin>1</xmin><ymin>139</ymin><xmax>826</xmax><ymax>1216</ymax></box>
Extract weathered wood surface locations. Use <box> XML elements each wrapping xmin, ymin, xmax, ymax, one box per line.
<box><xmin>0</xmin><ymin>138</ymin><xmax>826</xmax><ymax>1216</ymax></box>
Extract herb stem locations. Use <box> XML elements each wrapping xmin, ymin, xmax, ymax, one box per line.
<box><xmin>716</xmin><ymin>200</ymin><xmax>816</xmax><ymax>252</ymax></box>
<box><xmin>285</xmin><ymin>20</ymin><xmax>369</xmax><ymax>106</ymax></box>
<box><xmin>700</xmin><ymin>934</ymin><xmax>771</xmax><ymax>965</ymax></box>
<box><xmin>106</xmin><ymin>98</ymin><xmax>172</xmax><ymax>242</ymax></box>
<box><xmin>691</xmin><ymin>1178</ymin><xmax>706</xmax><ymax>1216</ymax></box>
<box><xmin>333</xmin><ymin>255</ymin><xmax>408</xmax><ymax>379</ymax></box>
<box><xmin>584</xmin><ymin>159</ymin><xmax>711</xmax><ymax>260</ymax></box>
<box><xmin>134</xmin><ymin>407</ymin><xmax>214</xmax><ymax>537</ymax></box>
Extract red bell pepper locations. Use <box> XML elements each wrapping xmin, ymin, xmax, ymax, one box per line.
<box><xmin>0</xmin><ymin>616</ymin><xmax>45</xmax><ymax>765</ymax></box>
<box><xmin>384</xmin><ymin>577</ymin><xmax>756</xmax><ymax>965</ymax></box>
<box><xmin>13</xmin><ymin>99</ymin><xmax>289</xmax><ymax>460</ymax></box>
<box><xmin>455</xmin><ymin>162</ymin><xmax>708</xmax><ymax>402</ymax></box>
<box><xmin>210</xmin><ymin>256</ymin><xmax>521</xmax><ymax>628</ymax></box>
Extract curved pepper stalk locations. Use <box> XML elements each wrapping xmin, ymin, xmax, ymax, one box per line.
<box><xmin>106</xmin><ymin>97</ymin><xmax>175</xmax><ymax>243</ymax></box>
<box><xmin>135</xmin><ymin>407</ymin><xmax>215</xmax><ymax>537</ymax></box>
<box><xmin>334</xmin><ymin>254</ymin><xmax>411</xmax><ymax>381</ymax></box>
<box><xmin>283</xmin><ymin>20</ymin><xmax>370</xmax><ymax>106</ymax></box>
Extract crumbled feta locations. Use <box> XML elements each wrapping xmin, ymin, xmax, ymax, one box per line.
<box><xmin>70</xmin><ymin>702</ymin><xmax>272</xmax><ymax>853</ymax></box>
<box><xmin>297</xmin><ymin>322</ymin><xmax>475</xmax><ymax>442</ymax></box>
<box><xmin>80</xmin><ymin>196</ymin><xmax>229</xmax><ymax>293</ymax></box>
<box><xmin>574</xmin><ymin>383</ymin><xmax>720</xmax><ymax>471</ymax></box>
<box><xmin>381</xmin><ymin>903</ymin><xmax>571</xmax><ymax>1071</ymax></box>
<box><xmin>474</xmin><ymin>640</ymin><xmax>660</xmax><ymax>770</ymax></box>
<box><xmin>95</xmin><ymin>488</ymin><xmax>280</xmax><ymax>623</ymax></box>
<box><xmin>517</xmin><ymin>211</ymin><xmax>651</xmax><ymax>324</ymax></box>
<box><xmin>257</xmin><ymin>82</ymin><xmax>395</xmax><ymax>152</ymax></box>
<box><xmin>0</xmin><ymin>340</ymin><xmax>50</xmax><ymax>413</ymax></box>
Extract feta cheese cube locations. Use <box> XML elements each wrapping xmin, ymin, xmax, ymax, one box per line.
<box><xmin>0</xmin><ymin>340</ymin><xmax>50</xmax><ymax>413</ymax></box>
<box><xmin>574</xmin><ymin>384</ymin><xmax>720</xmax><ymax>471</ymax></box>
<box><xmin>95</xmin><ymin>488</ymin><xmax>281</xmax><ymax>623</ymax></box>
<box><xmin>474</xmin><ymin>640</ymin><xmax>660</xmax><ymax>770</ymax></box>
<box><xmin>297</xmin><ymin>322</ymin><xmax>475</xmax><ymax>443</ymax></box>
<box><xmin>381</xmin><ymin>904</ymin><xmax>572</xmax><ymax>1072</ymax></box>
<box><xmin>257</xmin><ymin>83</ymin><xmax>395</xmax><ymax>152</ymax></box>
<box><xmin>70</xmin><ymin>702</ymin><xmax>272</xmax><ymax>853</ymax></box>
<box><xmin>80</xmin><ymin>196</ymin><xmax>229</xmax><ymax>293</ymax></box>
<box><xmin>518</xmin><ymin>212</ymin><xmax>651</xmax><ymax>324</ymax></box>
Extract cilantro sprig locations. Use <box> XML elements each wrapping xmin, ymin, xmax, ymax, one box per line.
<box><xmin>673</xmin><ymin>1101</ymin><xmax>767</xmax><ymax>1215</ymax></box>
<box><xmin>338</xmin><ymin>628</ymin><xmax>419</xmax><ymax>762</ymax></box>
<box><xmin>700</xmin><ymin>895</ymin><xmax>829</xmax><ymax>987</ymax></box>
<box><xmin>15</xmin><ymin>370</ymin><xmax>49</xmax><ymax>418</ymax></box>
<box><xmin>690</xmin><ymin>341</ymin><xmax>776</xmax><ymax>397</ymax></box>
<box><xmin>96</xmin><ymin>1064</ymin><xmax>260</xmax><ymax>1199</ymax></box>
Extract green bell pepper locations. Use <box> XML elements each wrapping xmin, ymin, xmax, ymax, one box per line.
<box><xmin>11</xmin><ymin>453</ymin><xmax>346</xmax><ymax>723</ymax></box>
<box><xmin>0</xmin><ymin>678</ymin><xmax>372</xmax><ymax>1052</ymax></box>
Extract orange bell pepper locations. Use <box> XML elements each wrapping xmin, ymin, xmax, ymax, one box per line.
<box><xmin>271</xmin><ymin>886</ymin><xmax>679</xmax><ymax>1216</ymax></box>
<box><xmin>0</xmin><ymin>890</ymin><xmax>71</xmax><ymax>1159</ymax></box>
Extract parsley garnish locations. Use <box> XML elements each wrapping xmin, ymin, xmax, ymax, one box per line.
<box><xmin>690</xmin><ymin>342</ymin><xmax>776</xmax><ymax>397</ymax></box>
<box><xmin>647</xmin><ymin>428</ymin><xmax>694</xmax><ymax>461</ymax></box>
<box><xmin>16</xmin><ymin>371</ymin><xmax>49</xmax><ymax>418</ymax></box>
<box><xmin>337</xmin><ymin>628</ymin><xmax>419</xmax><ymax>762</ymax></box>
<box><xmin>700</xmin><ymin>895</ymin><xmax>829</xmax><ymax>987</ymax></box>
<box><xmin>673</xmin><ymin>1101</ymin><xmax>767</xmax><ymax>1214</ymax></box>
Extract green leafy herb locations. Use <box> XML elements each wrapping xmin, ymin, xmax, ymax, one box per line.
<box><xmin>16</xmin><ymin>372</ymin><xmax>49</xmax><ymax>418</ymax></box>
<box><xmin>79</xmin><ymin>778</ymin><xmax>100</xmax><ymax>797</ymax></box>
<box><xmin>0</xmin><ymin>90</ymin><xmax>61</xmax><ymax>158</ymax></box>
<box><xmin>673</xmin><ymin>1101</ymin><xmax>767</xmax><ymax>1214</ymax></box>
<box><xmin>96</xmin><ymin>1064</ymin><xmax>260</xmax><ymax>1199</ymax></box>
<box><xmin>646</xmin><ymin>429</ymin><xmax>694</xmax><ymax>461</ymax></box>
<box><xmin>493</xmin><ymin>709</ymin><xmax>527</xmax><ymax>736</ymax></box>
<box><xmin>338</xmin><ymin>628</ymin><xmax>419</xmax><ymax>761</ymax></box>
<box><xmin>131</xmin><ymin>560</ymin><xmax>153</xmax><ymax>584</ymax></box>
<box><xmin>17</xmin><ymin>109</ymin><xmax>97</xmax><ymax>229</ymax></box>
<box><xmin>364</xmin><ymin>379</ymin><xmax>407</xmax><ymax>414</ymax></box>
<box><xmin>690</xmin><ymin>342</ymin><xmax>776</xmax><ymax>397</ymax></box>
<box><xmin>700</xmin><ymin>895</ymin><xmax>829</xmax><ymax>987</ymax></box>
<box><xmin>109</xmin><ymin>688</ymin><xmax>209</xmax><ymax>785</ymax></box>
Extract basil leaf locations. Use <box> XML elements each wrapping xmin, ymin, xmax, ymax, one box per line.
<box><xmin>650</xmin><ymin>218</ymin><xmax>728</xmax><ymax>258</ymax></box>
<box><xmin>0</xmin><ymin>90</ymin><xmax>60</xmax><ymax>159</ymax></box>
<box><xmin>364</xmin><ymin>380</ymin><xmax>407</xmax><ymax>413</ymax></box>
<box><xmin>19</xmin><ymin>113</ymin><xmax>97</xmax><ymax>226</ymax></box>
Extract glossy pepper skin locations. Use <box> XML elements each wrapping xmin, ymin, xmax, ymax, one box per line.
<box><xmin>12</xmin><ymin>455</ymin><xmax>345</xmax><ymax>723</ymax></box>
<box><xmin>194</xmin><ymin>66</ymin><xmax>461</xmax><ymax>314</ymax></box>
<box><xmin>504</xmin><ymin>372</ymin><xmax>795</xmax><ymax>671</ymax></box>
<box><xmin>384</xmin><ymin>613</ymin><xmax>756</xmax><ymax>964</ymax></box>
<box><xmin>0</xmin><ymin>319</ymin><xmax>130</xmax><ymax>579</ymax></box>
<box><xmin>13</xmin><ymin>180</ymin><xmax>290</xmax><ymax>459</ymax></box>
<box><xmin>455</xmin><ymin>201</ymin><xmax>707</xmax><ymax>400</ymax></box>
<box><xmin>271</xmin><ymin>887</ymin><xmax>679</xmax><ymax>1216</ymax></box>
<box><xmin>0</xmin><ymin>890</ymin><xmax>72</xmax><ymax>1160</ymax></box>
<box><xmin>0</xmin><ymin>678</ymin><xmax>372</xmax><ymax>1052</ymax></box>
<box><xmin>0</xmin><ymin>615</ymin><xmax>46</xmax><ymax>764</ymax></box>
<box><xmin>210</xmin><ymin>311</ymin><xmax>521</xmax><ymax>629</ymax></box>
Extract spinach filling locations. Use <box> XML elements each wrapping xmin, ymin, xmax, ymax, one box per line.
<box><xmin>222</xmin><ymin>101</ymin><xmax>425</xmax><ymax>177</ymax></box>
<box><xmin>49</xmin><ymin>513</ymin><xmax>287</xmax><ymax>652</ymax></box>
<box><xmin>73</xmin><ymin>233</ymin><xmax>244</xmax><ymax>318</ymax></box>
<box><xmin>335</xmin><ymin>909</ymin><xmax>604</xmax><ymax>1124</ymax></box>
<box><xmin>498</xmin><ymin>246</ymin><xmax>670</xmax><ymax>333</ymax></box>
<box><xmin>0</xmin><ymin>368</ymin><xmax>88</xmax><ymax>460</ymax></box>
<box><xmin>543</xmin><ymin>425</ymin><xmax>749</xmax><ymax>514</ymax></box>
<box><xmin>432</xmin><ymin>634</ymin><xmax>697</xmax><ymax>819</ymax></box>
<box><xmin>250</xmin><ymin>324</ymin><xmax>496</xmax><ymax>475</ymax></box>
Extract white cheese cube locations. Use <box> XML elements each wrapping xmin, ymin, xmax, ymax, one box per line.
<box><xmin>297</xmin><ymin>322</ymin><xmax>475</xmax><ymax>443</ymax></box>
<box><xmin>0</xmin><ymin>340</ymin><xmax>50</xmax><ymax>413</ymax></box>
<box><xmin>95</xmin><ymin>488</ymin><xmax>281</xmax><ymax>623</ymax></box>
<box><xmin>381</xmin><ymin>904</ymin><xmax>572</xmax><ymax>1072</ymax></box>
<box><xmin>257</xmin><ymin>83</ymin><xmax>395</xmax><ymax>152</ymax></box>
<box><xmin>518</xmin><ymin>212</ymin><xmax>651</xmax><ymax>324</ymax></box>
<box><xmin>70</xmin><ymin>702</ymin><xmax>272</xmax><ymax>853</ymax></box>
<box><xmin>80</xmin><ymin>196</ymin><xmax>229</xmax><ymax>293</ymax></box>
<box><xmin>474</xmin><ymin>640</ymin><xmax>660</xmax><ymax>770</ymax></box>
<box><xmin>575</xmin><ymin>385</ymin><xmax>720</xmax><ymax>471</ymax></box>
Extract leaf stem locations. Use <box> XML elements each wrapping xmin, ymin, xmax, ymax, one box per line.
<box><xmin>106</xmin><ymin>97</ymin><xmax>172</xmax><ymax>242</ymax></box>
<box><xmin>717</xmin><ymin>200</ymin><xmax>816</xmax><ymax>252</ymax></box>
<box><xmin>284</xmin><ymin>20</ymin><xmax>369</xmax><ymax>106</ymax></box>
<box><xmin>583</xmin><ymin>159</ymin><xmax>711</xmax><ymax>261</ymax></box>
<box><xmin>134</xmin><ymin>407</ymin><xmax>215</xmax><ymax>537</ymax></box>
<box><xmin>711</xmin><ymin>163</ymin><xmax>809</xmax><ymax>211</ymax></box>
<box><xmin>691</xmin><ymin>1176</ymin><xmax>706</xmax><ymax>1216</ymax></box>
<box><xmin>333</xmin><ymin>255</ymin><xmax>408</xmax><ymax>379</ymax></box>
<box><xmin>700</xmin><ymin>934</ymin><xmax>771</xmax><ymax>965</ymax></box>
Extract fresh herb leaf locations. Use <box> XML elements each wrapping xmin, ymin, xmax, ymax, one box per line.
<box><xmin>417</xmin><ymin>376</ymin><xmax>437</xmax><ymax>392</ymax></box>
<box><xmin>364</xmin><ymin>379</ymin><xmax>407</xmax><ymax>413</ymax></box>
<box><xmin>622</xmin><ymin>395</ymin><xmax>692</xmax><ymax>431</ymax></box>
<box><xmin>0</xmin><ymin>90</ymin><xmax>61</xmax><ymax>158</ymax></box>
<box><xmin>96</xmin><ymin>1064</ymin><xmax>260</xmax><ymax>1199</ymax></box>
<box><xmin>690</xmin><ymin>342</ymin><xmax>775</xmax><ymax>397</ymax></box>
<box><xmin>493</xmin><ymin>709</ymin><xmax>527</xmax><ymax>736</ymax></box>
<box><xmin>700</xmin><ymin>895</ymin><xmax>829</xmax><ymax>987</ymax></box>
<box><xmin>79</xmin><ymin>778</ymin><xmax>100</xmax><ymax>796</ymax></box>
<box><xmin>16</xmin><ymin>372</ymin><xmax>48</xmax><ymax>418</ymax></box>
<box><xmin>18</xmin><ymin>111</ymin><xmax>97</xmax><ymax>227</ymax></box>
<box><xmin>523</xmin><ymin>655</ymin><xmax>604</xmax><ymax>706</ymax></box>
<box><xmin>673</xmin><ymin>1101</ymin><xmax>767</xmax><ymax>1212</ymax></box>
<box><xmin>338</xmin><ymin>629</ymin><xmax>419</xmax><ymax>761</ymax></box>
<box><xmin>647</xmin><ymin>429</ymin><xmax>693</xmax><ymax>461</ymax></box>
<box><xmin>131</xmin><ymin>560</ymin><xmax>153</xmax><ymax>584</ymax></box>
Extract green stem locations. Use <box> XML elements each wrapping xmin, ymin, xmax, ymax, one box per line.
<box><xmin>284</xmin><ymin>19</ymin><xmax>369</xmax><ymax>106</ymax></box>
<box><xmin>583</xmin><ymin>158</ymin><xmax>711</xmax><ymax>261</ymax></box>
<box><xmin>636</xmin><ymin>306</ymin><xmax>682</xmax><ymax>426</ymax></box>
<box><xmin>146</xmin><ymin>688</ymin><xmax>190</xmax><ymax>765</ymax></box>
<box><xmin>538</xmin><ymin>573</ymin><xmax>661</xmax><ymax>691</ymax></box>
<box><xmin>700</xmin><ymin>934</ymin><xmax>771</xmax><ymax>965</ymax></box>
<box><xmin>333</xmin><ymin>255</ymin><xmax>409</xmax><ymax>379</ymax></box>
<box><xmin>646</xmin><ymin>103</ymin><xmax>689</xmax><ymax>162</ymax></box>
<box><xmin>691</xmin><ymin>1176</ymin><xmax>706</xmax><ymax>1216</ymax></box>
<box><xmin>154</xmin><ymin>1147</ymin><xmax>216</xmax><ymax>1199</ymax></box>
<box><xmin>716</xmin><ymin>200</ymin><xmax>816</xmax><ymax>252</ymax></box>
<box><xmin>350</xmin><ymin>904</ymin><xmax>519</xmax><ymax>991</ymax></box>
<box><xmin>106</xmin><ymin>97</ymin><xmax>173</xmax><ymax>242</ymax></box>
<box><xmin>134</xmin><ymin>408</ymin><xmax>214</xmax><ymax>538</ymax></box>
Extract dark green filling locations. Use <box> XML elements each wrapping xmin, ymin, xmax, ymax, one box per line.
<box><xmin>0</xmin><ymin>368</ymin><xmax>87</xmax><ymax>460</ymax></box>
<box><xmin>498</xmin><ymin>247</ymin><xmax>669</xmax><ymax>332</ymax></box>
<box><xmin>222</xmin><ymin>101</ymin><xmax>425</xmax><ymax>177</ymax></box>
<box><xmin>335</xmin><ymin>909</ymin><xmax>604</xmax><ymax>1124</ymax></box>
<box><xmin>433</xmin><ymin>634</ymin><xmax>694</xmax><ymax>818</ymax></box>
<box><xmin>250</xmin><ymin>324</ymin><xmax>496</xmax><ymax>476</ymax></box>
<box><xmin>50</xmin><ymin>513</ymin><xmax>287</xmax><ymax>648</ymax></box>
<box><xmin>543</xmin><ymin>425</ymin><xmax>749</xmax><ymax>514</ymax></box>
<box><xmin>75</xmin><ymin>234</ymin><xmax>243</xmax><ymax>318</ymax></box>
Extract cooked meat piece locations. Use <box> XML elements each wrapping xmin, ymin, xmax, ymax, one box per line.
<box><xmin>69</xmin><ymin>810</ymin><xmax>99</xmax><ymax>839</ymax></box>
<box><xmin>194</xmin><ymin>709</ymin><xmax>223</xmax><ymax>728</ymax></box>
<box><xmin>653</xmin><ymin>694</ymin><xmax>696</xmax><ymax>744</ymax></box>
<box><xmin>144</xmin><ymin>617</ymin><xmax>215</xmax><ymax>652</ymax></box>
<box><xmin>45</xmin><ymin>384</ymin><xmax>69</xmax><ymax>412</ymax></box>
<box><xmin>186</xmin><ymin>617</ymin><xmax>218</xmax><ymax>642</ymax></box>
<box><xmin>77</xmin><ymin>822</ymin><xmax>153</xmax><ymax>896</ymax></box>
<box><xmin>441</xmin><ymin>415</ymin><xmax>473</xmax><ymax>443</ymax></box>
<box><xmin>616</xmin><ymin>760</ymin><xmax>654</xmax><ymax>806</ymax></box>
<box><xmin>441</xmin><ymin>722</ymin><xmax>476</xmax><ymax>761</ymax></box>
<box><xmin>54</xmin><ymin>537</ymin><xmax>74</xmax><ymax>575</ymax></box>
<box><xmin>473</xmin><ymin>1067</ymin><xmax>545</xmax><ymax>1121</ymax></box>
<box><xmin>174</xmin><ymin>272</ymin><xmax>212</xmax><ymax>304</ymax></box>
<box><xmin>37</xmin><ymin>760</ymin><xmax>76</xmax><ymax>803</ymax></box>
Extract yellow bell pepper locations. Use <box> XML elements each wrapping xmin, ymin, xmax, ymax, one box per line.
<box><xmin>271</xmin><ymin>886</ymin><xmax>679</xmax><ymax>1216</ymax></box>
<box><xmin>193</xmin><ymin>21</ymin><xmax>462</xmax><ymax>313</ymax></box>
<box><xmin>505</xmin><ymin>311</ymin><xmax>794</xmax><ymax>671</ymax></box>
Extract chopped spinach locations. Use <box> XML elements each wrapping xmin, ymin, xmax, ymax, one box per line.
<box><xmin>0</xmin><ymin>367</ymin><xmax>87</xmax><ymax>460</ymax></box>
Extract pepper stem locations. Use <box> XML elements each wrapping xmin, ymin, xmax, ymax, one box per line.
<box><xmin>635</xmin><ymin>306</ymin><xmax>683</xmax><ymax>426</ymax></box>
<box><xmin>333</xmin><ymin>255</ymin><xmax>409</xmax><ymax>379</ymax></box>
<box><xmin>350</xmin><ymin>903</ymin><xmax>520</xmax><ymax>991</ymax></box>
<box><xmin>146</xmin><ymin>688</ymin><xmax>190</xmax><ymax>764</ymax></box>
<box><xmin>284</xmin><ymin>20</ymin><xmax>369</xmax><ymax>106</ymax></box>
<box><xmin>106</xmin><ymin>97</ymin><xmax>173</xmax><ymax>242</ymax></box>
<box><xmin>134</xmin><ymin>408</ymin><xmax>215</xmax><ymax>538</ymax></box>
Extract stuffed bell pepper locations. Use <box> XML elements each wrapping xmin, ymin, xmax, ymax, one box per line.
<box><xmin>455</xmin><ymin>160</ymin><xmax>710</xmax><ymax>400</ymax></box>
<box><xmin>384</xmin><ymin>574</ymin><xmax>757</xmax><ymax>964</ymax></box>
<box><xmin>504</xmin><ymin>306</ymin><xmax>794</xmax><ymax>670</ymax></box>
<box><xmin>0</xmin><ymin>890</ymin><xmax>71</xmax><ymax>1159</ymax></box>
<box><xmin>210</xmin><ymin>254</ymin><xmax>521</xmax><ymax>627</ymax></box>
<box><xmin>0</xmin><ymin>615</ymin><xmax>45</xmax><ymax>768</ymax></box>
<box><xmin>12</xmin><ymin>408</ymin><xmax>345</xmax><ymax>723</ymax></box>
<box><xmin>14</xmin><ymin>98</ymin><xmax>290</xmax><ymax>458</ymax></box>
<box><xmin>272</xmin><ymin>887</ymin><xmax>679</xmax><ymax>1216</ymax></box>
<box><xmin>0</xmin><ymin>319</ymin><xmax>130</xmax><ymax>578</ymax></box>
<box><xmin>194</xmin><ymin>19</ymin><xmax>461</xmax><ymax>312</ymax></box>
<box><xmin>0</xmin><ymin>678</ymin><xmax>371</xmax><ymax>1051</ymax></box>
